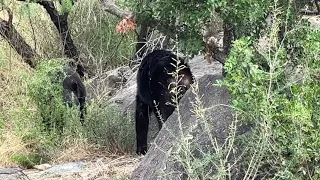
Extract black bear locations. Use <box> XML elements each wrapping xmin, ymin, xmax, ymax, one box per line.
<box><xmin>135</xmin><ymin>49</ymin><xmax>194</xmax><ymax>155</ymax></box>
<box><xmin>61</xmin><ymin>67</ymin><xmax>87</xmax><ymax>125</ymax></box>
<box><xmin>41</xmin><ymin>66</ymin><xmax>86</xmax><ymax>133</ymax></box>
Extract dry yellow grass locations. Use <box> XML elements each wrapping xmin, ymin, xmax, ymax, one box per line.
<box><xmin>0</xmin><ymin>0</ymin><xmax>61</xmax><ymax>59</ymax></box>
<box><xmin>0</xmin><ymin>1</ymin><xmax>58</xmax><ymax>167</ymax></box>
<box><xmin>0</xmin><ymin>42</ymin><xmax>35</xmax><ymax>167</ymax></box>
<box><xmin>53</xmin><ymin>138</ymin><xmax>100</xmax><ymax>164</ymax></box>
<box><xmin>0</xmin><ymin>37</ymin><xmax>34</xmax><ymax>119</ymax></box>
<box><xmin>0</xmin><ymin>131</ymin><xmax>30</xmax><ymax>167</ymax></box>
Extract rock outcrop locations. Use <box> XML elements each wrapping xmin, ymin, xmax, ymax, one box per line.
<box><xmin>130</xmin><ymin>74</ymin><xmax>245</xmax><ymax>179</ymax></box>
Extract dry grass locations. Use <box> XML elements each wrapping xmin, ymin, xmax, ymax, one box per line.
<box><xmin>0</xmin><ymin>43</ymin><xmax>35</xmax><ymax>167</ymax></box>
<box><xmin>53</xmin><ymin>138</ymin><xmax>104</xmax><ymax>164</ymax></box>
<box><xmin>0</xmin><ymin>28</ymin><xmax>36</xmax><ymax>167</ymax></box>
<box><xmin>0</xmin><ymin>61</ymin><xmax>32</xmax><ymax>111</ymax></box>
<box><xmin>84</xmin><ymin>156</ymin><xmax>139</xmax><ymax>179</ymax></box>
<box><xmin>0</xmin><ymin>131</ymin><xmax>30</xmax><ymax>167</ymax></box>
<box><xmin>0</xmin><ymin>42</ymin><xmax>135</xmax><ymax>167</ymax></box>
<box><xmin>0</xmin><ymin>2</ymin><xmax>80</xmax><ymax>167</ymax></box>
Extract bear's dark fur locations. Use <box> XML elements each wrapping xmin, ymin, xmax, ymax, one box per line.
<box><xmin>62</xmin><ymin>68</ymin><xmax>86</xmax><ymax>125</ymax></box>
<box><xmin>135</xmin><ymin>49</ymin><xmax>194</xmax><ymax>155</ymax></box>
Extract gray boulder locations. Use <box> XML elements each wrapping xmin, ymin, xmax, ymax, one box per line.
<box><xmin>130</xmin><ymin>74</ymin><xmax>241</xmax><ymax>180</ymax></box>
<box><xmin>0</xmin><ymin>168</ymin><xmax>28</xmax><ymax>180</ymax></box>
<box><xmin>30</xmin><ymin>162</ymin><xmax>87</xmax><ymax>176</ymax></box>
<box><xmin>86</xmin><ymin>66</ymin><xmax>133</xmax><ymax>101</ymax></box>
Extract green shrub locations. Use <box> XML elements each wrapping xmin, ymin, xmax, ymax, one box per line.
<box><xmin>26</xmin><ymin>58</ymin><xmax>135</xmax><ymax>157</ymax></box>
<box><xmin>84</xmin><ymin>103</ymin><xmax>135</xmax><ymax>154</ymax></box>
<box><xmin>169</xmin><ymin>13</ymin><xmax>320</xmax><ymax>180</ymax></box>
<box><xmin>60</xmin><ymin>0</ymin><xmax>73</xmax><ymax>13</ymax></box>
<box><xmin>220</xmin><ymin>25</ymin><xmax>320</xmax><ymax>179</ymax></box>
<box><xmin>27</xmin><ymin>58</ymin><xmax>78</xmax><ymax>133</ymax></box>
<box><xmin>11</xmin><ymin>153</ymin><xmax>42</xmax><ymax>169</ymax></box>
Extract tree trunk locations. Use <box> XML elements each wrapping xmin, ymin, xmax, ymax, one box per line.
<box><xmin>0</xmin><ymin>10</ymin><xmax>37</xmax><ymax>68</ymax></box>
<box><xmin>38</xmin><ymin>1</ymin><xmax>85</xmax><ymax>78</ymax></box>
<box><xmin>315</xmin><ymin>0</ymin><xmax>320</xmax><ymax>14</ymax></box>
<box><xmin>222</xmin><ymin>20</ymin><xmax>234</xmax><ymax>55</ymax></box>
<box><xmin>135</xmin><ymin>22</ymin><xmax>151</xmax><ymax>58</ymax></box>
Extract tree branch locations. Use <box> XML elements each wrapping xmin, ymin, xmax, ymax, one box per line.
<box><xmin>16</xmin><ymin>0</ymin><xmax>91</xmax><ymax>77</ymax></box>
<box><xmin>37</xmin><ymin>1</ymin><xmax>61</xmax><ymax>28</ymax></box>
<box><xmin>36</xmin><ymin>0</ymin><xmax>86</xmax><ymax>77</ymax></box>
<box><xmin>299</xmin><ymin>9</ymin><xmax>319</xmax><ymax>15</ymax></box>
<box><xmin>315</xmin><ymin>0</ymin><xmax>320</xmax><ymax>14</ymax></box>
<box><xmin>101</xmin><ymin>0</ymin><xmax>175</xmax><ymax>59</ymax></box>
<box><xmin>37</xmin><ymin>1</ymin><xmax>78</xmax><ymax>58</ymax></box>
<box><xmin>7</xmin><ymin>8</ymin><xmax>13</xmax><ymax>25</ymax></box>
<box><xmin>100</xmin><ymin>0</ymin><xmax>133</xmax><ymax>19</ymax></box>
<box><xmin>0</xmin><ymin>8</ymin><xmax>37</xmax><ymax>68</ymax></box>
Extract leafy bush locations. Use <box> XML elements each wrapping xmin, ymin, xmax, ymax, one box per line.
<box><xmin>122</xmin><ymin>0</ymin><xmax>212</xmax><ymax>56</ymax></box>
<box><xmin>84</xmin><ymin>103</ymin><xmax>135</xmax><ymax>154</ymax></box>
<box><xmin>0</xmin><ymin>0</ymin><xmax>137</xmax><ymax>167</ymax></box>
<box><xmin>11</xmin><ymin>153</ymin><xmax>42</xmax><ymax>169</ymax></box>
<box><xmin>121</xmin><ymin>0</ymin><xmax>272</xmax><ymax>56</ymax></box>
<box><xmin>22</xmin><ymin>58</ymin><xmax>135</xmax><ymax>165</ymax></box>
<box><xmin>28</xmin><ymin>58</ymin><xmax>135</xmax><ymax>152</ymax></box>
<box><xmin>166</xmin><ymin>2</ymin><xmax>319</xmax><ymax>178</ymax></box>
<box><xmin>211</xmin><ymin>0</ymin><xmax>270</xmax><ymax>39</ymax></box>
<box><xmin>27</xmin><ymin>58</ymin><xmax>77</xmax><ymax>133</ymax></box>
<box><xmin>220</xmin><ymin>24</ymin><xmax>320</xmax><ymax>179</ymax></box>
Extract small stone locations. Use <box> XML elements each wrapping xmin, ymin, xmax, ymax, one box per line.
<box><xmin>33</xmin><ymin>163</ymin><xmax>52</xmax><ymax>170</ymax></box>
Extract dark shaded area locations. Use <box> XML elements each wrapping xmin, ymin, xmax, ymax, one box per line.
<box><xmin>299</xmin><ymin>0</ymin><xmax>320</xmax><ymax>15</ymax></box>
<box><xmin>315</xmin><ymin>0</ymin><xmax>320</xmax><ymax>14</ymax></box>
<box><xmin>135</xmin><ymin>22</ymin><xmax>151</xmax><ymax>58</ymax></box>
<box><xmin>222</xmin><ymin>19</ymin><xmax>235</xmax><ymax>55</ymax></box>
<box><xmin>135</xmin><ymin>50</ymin><xmax>194</xmax><ymax>155</ymax></box>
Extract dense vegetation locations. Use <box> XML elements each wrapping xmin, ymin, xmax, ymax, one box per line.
<box><xmin>0</xmin><ymin>0</ymin><xmax>319</xmax><ymax>179</ymax></box>
<box><xmin>121</xmin><ymin>0</ymin><xmax>319</xmax><ymax>178</ymax></box>
<box><xmin>0</xmin><ymin>0</ymin><xmax>135</xmax><ymax>168</ymax></box>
